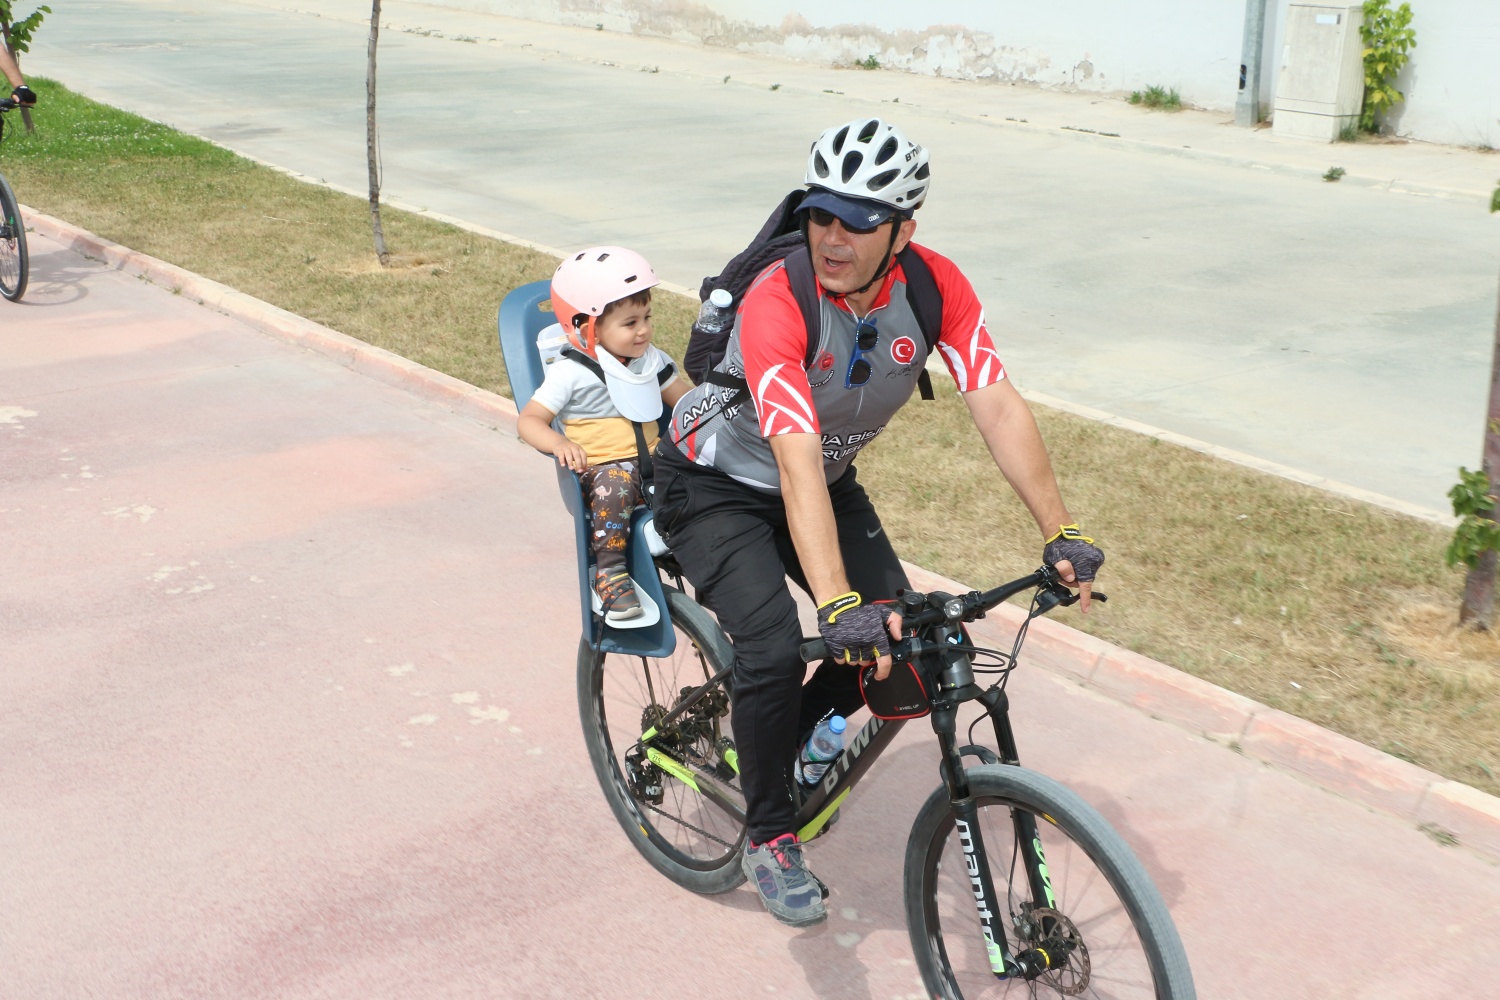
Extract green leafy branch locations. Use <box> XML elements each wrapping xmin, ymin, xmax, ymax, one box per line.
<box><xmin>0</xmin><ymin>3</ymin><xmax>52</xmax><ymax>55</ymax></box>
<box><xmin>1359</xmin><ymin>0</ymin><xmax>1416</xmax><ymax>133</ymax></box>
<box><xmin>1446</xmin><ymin>466</ymin><xmax>1500</xmax><ymax>569</ymax></box>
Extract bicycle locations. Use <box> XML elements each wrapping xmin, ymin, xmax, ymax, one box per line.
<box><xmin>0</xmin><ymin>96</ymin><xmax>31</xmax><ymax>302</ymax></box>
<box><xmin>579</xmin><ymin>564</ymin><xmax>1196</xmax><ymax>998</ymax></box>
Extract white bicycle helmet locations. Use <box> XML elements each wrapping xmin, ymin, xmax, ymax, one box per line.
<box><xmin>805</xmin><ymin>118</ymin><xmax>930</xmax><ymax>213</ymax></box>
<box><xmin>550</xmin><ymin>246</ymin><xmax>660</xmax><ymax>355</ymax></box>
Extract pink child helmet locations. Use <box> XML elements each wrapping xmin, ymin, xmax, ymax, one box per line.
<box><xmin>550</xmin><ymin>246</ymin><xmax>661</xmax><ymax>356</ymax></box>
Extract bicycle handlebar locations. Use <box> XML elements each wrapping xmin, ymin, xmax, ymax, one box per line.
<box><xmin>797</xmin><ymin>566</ymin><xmax>1108</xmax><ymax>663</ymax></box>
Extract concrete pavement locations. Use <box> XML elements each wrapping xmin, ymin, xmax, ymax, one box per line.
<box><xmin>5</xmin><ymin>216</ymin><xmax>1500</xmax><ymax>998</ymax></box>
<box><xmin>31</xmin><ymin>0</ymin><xmax>1500</xmax><ymax>517</ymax></box>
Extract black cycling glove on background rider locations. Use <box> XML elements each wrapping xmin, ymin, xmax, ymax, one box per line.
<box><xmin>816</xmin><ymin>591</ymin><xmax>893</xmax><ymax>664</ymax></box>
<box><xmin>1043</xmin><ymin>523</ymin><xmax>1105</xmax><ymax>583</ymax></box>
<box><xmin>10</xmin><ymin>86</ymin><xmax>36</xmax><ymax>106</ymax></box>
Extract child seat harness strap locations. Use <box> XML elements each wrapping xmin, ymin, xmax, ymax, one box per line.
<box><xmin>559</xmin><ymin>347</ymin><xmax>671</xmax><ymax>485</ymax></box>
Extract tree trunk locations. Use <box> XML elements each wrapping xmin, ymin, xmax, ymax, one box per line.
<box><xmin>366</xmin><ymin>1</ymin><xmax>389</xmax><ymax>265</ymax></box>
<box><xmin>1459</xmin><ymin>271</ymin><xmax>1500</xmax><ymax>629</ymax></box>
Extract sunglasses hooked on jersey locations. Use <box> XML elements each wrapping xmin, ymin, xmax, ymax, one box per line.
<box><xmin>807</xmin><ymin>206</ymin><xmax>884</xmax><ymax>236</ymax></box>
<box><xmin>846</xmin><ymin>319</ymin><xmax>880</xmax><ymax>388</ymax></box>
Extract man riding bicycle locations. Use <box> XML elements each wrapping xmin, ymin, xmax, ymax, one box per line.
<box><xmin>653</xmin><ymin>117</ymin><xmax>1105</xmax><ymax>927</ymax></box>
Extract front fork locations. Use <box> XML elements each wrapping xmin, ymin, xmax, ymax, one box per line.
<box><xmin>934</xmin><ymin>695</ymin><xmax>1063</xmax><ymax>982</ymax></box>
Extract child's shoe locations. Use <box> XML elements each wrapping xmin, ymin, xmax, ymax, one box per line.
<box><xmin>595</xmin><ymin>567</ymin><xmax>643</xmax><ymax>623</ymax></box>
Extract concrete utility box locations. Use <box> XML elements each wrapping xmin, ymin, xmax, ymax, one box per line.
<box><xmin>1273</xmin><ymin>4</ymin><xmax>1365</xmax><ymax>142</ymax></box>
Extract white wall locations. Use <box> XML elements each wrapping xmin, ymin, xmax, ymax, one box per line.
<box><xmin>450</xmin><ymin>0</ymin><xmax>1498</xmax><ymax>147</ymax></box>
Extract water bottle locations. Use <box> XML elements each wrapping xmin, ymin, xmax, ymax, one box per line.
<box><xmin>797</xmin><ymin>715</ymin><xmax>847</xmax><ymax>787</ymax></box>
<box><xmin>695</xmin><ymin>288</ymin><xmax>734</xmax><ymax>335</ymax></box>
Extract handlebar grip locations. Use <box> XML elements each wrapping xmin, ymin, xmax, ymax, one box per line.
<box><xmin>798</xmin><ymin>638</ymin><xmax>827</xmax><ymax>662</ymax></box>
<box><xmin>0</xmin><ymin>99</ymin><xmax>14</xmax><ymax>112</ymax></box>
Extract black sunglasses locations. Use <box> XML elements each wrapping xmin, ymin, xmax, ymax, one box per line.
<box><xmin>807</xmin><ymin>206</ymin><xmax>885</xmax><ymax>236</ymax></box>
<box><xmin>846</xmin><ymin>319</ymin><xmax>880</xmax><ymax>388</ymax></box>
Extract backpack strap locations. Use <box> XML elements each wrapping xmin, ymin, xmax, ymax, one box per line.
<box><xmin>894</xmin><ymin>246</ymin><xmax>943</xmax><ymax>401</ymax></box>
<box><xmin>783</xmin><ymin>248</ymin><xmax>824</xmax><ymax>367</ymax></box>
<box><xmin>784</xmin><ymin>245</ymin><xmax>945</xmax><ymax>400</ymax></box>
<box><xmin>560</xmin><ymin>348</ymin><xmax>657</xmax><ymax>485</ymax></box>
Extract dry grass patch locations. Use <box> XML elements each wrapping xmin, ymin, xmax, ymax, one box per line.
<box><xmin>858</xmin><ymin>384</ymin><xmax>1492</xmax><ymax>794</ymax></box>
<box><xmin>8</xmin><ymin>80</ymin><xmax>1493</xmax><ymax>795</ymax></box>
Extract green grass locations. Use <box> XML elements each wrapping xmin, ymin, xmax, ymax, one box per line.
<box><xmin>1128</xmin><ymin>85</ymin><xmax>1182</xmax><ymax>111</ymax></box>
<box><xmin>7</xmin><ymin>79</ymin><xmax>1493</xmax><ymax>795</ymax></box>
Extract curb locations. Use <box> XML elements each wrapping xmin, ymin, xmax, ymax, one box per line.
<box><xmin>31</xmin><ymin>209</ymin><xmax>1500</xmax><ymax>865</ymax></box>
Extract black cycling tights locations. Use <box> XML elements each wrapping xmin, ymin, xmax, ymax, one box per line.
<box><xmin>653</xmin><ymin>445</ymin><xmax>908</xmax><ymax>844</ymax></box>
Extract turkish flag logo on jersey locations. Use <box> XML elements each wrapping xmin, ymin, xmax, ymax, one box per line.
<box><xmin>890</xmin><ymin>336</ymin><xmax>918</xmax><ymax>365</ymax></box>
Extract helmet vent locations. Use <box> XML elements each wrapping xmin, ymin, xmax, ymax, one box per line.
<box><xmin>857</xmin><ymin>119</ymin><xmax>880</xmax><ymax>143</ymax></box>
<box><xmin>915</xmin><ymin>163</ymin><xmax>930</xmax><ymax>180</ymax></box>
<box><xmin>813</xmin><ymin>151</ymin><xmax>830</xmax><ymax>179</ymax></box>
<box><xmin>841</xmin><ymin>151</ymin><xmax>863</xmax><ymax>183</ymax></box>
<box><xmin>876</xmin><ymin>136</ymin><xmax>898</xmax><ymax>165</ymax></box>
<box><xmin>868</xmin><ymin>168</ymin><xmax>899</xmax><ymax>191</ymax></box>
<box><xmin>623</xmin><ymin>274</ymin><xmax>637</xmax><ymax>283</ymax></box>
<box><xmin>832</xmin><ymin>125</ymin><xmax>849</xmax><ymax>155</ymax></box>
<box><xmin>596</xmin><ymin>251</ymin><xmax>611</xmax><ymax>261</ymax></box>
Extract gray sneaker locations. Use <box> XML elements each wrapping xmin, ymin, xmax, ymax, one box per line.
<box><xmin>741</xmin><ymin>834</ymin><xmax>827</xmax><ymax>927</ymax></box>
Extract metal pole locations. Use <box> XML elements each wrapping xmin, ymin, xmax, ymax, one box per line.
<box><xmin>1235</xmin><ymin>0</ymin><xmax>1269</xmax><ymax>126</ymax></box>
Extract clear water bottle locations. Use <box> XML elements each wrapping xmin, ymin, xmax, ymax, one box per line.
<box><xmin>797</xmin><ymin>715</ymin><xmax>847</xmax><ymax>787</ymax></box>
<box><xmin>695</xmin><ymin>288</ymin><xmax>734</xmax><ymax>335</ymax></box>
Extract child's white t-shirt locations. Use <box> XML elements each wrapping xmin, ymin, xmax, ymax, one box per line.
<box><xmin>531</xmin><ymin>341</ymin><xmax>678</xmax><ymax>466</ymax></box>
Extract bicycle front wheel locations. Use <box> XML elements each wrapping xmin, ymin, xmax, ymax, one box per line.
<box><xmin>906</xmin><ymin>765</ymin><xmax>1195</xmax><ymax>999</ymax></box>
<box><xmin>578</xmin><ymin>586</ymin><xmax>746</xmax><ymax>894</ymax></box>
<box><xmin>0</xmin><ymin>172</ymin><xmax>28</xmax><ymax>302</ymax></box>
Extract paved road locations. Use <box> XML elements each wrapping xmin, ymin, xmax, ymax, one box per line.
<box><xmin>5</xmin><ymin>230</ymin><xmax>1500</xmax><ymax>998</ymax></box>
<box><xmin>30</xmin><ymin>0</ymin><xmax>1500</xmax><ymax>516</ymax></box>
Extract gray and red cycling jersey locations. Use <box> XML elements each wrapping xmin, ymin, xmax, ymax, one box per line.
<box><xmin>665</xmin><ymin>242</ymin><xmax>1006</xmax><ymax>493</ymax></box>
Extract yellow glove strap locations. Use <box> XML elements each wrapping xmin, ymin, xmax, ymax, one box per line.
<box><xmin>1045</xmin><ymin>523</ymin><xmax>1095</xmax><ymax>545</ymax></box>
<box><xmin>818</xmin><ymin>591</ymin><xmax>862</xmax><ymax>624</ymax></box>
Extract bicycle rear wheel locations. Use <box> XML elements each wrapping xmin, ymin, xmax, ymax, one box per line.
<box><xmin>0</xmin><ymin>172</ymin><xmax>27</xmax><ymax>302</ymax></box>
<box><xmin>578</xmin><ymin>586</ymin><xmax>746</xmax><ymax>893</ymax></box>
<box><xmin>906</xmin><ymin>765</ymin><xmax>1195</xmax><ymax>999</ymax></box>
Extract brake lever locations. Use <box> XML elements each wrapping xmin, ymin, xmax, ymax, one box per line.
<box><xmin>1031</xmin><ymin>584</ymin><xmax>1108</xmax><ymax>617</ymax></box>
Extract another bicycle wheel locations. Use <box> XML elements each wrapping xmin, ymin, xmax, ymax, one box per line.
<box><xmin>906</xmin><ymin>765</ymin><xmax>1195</xmax><ymax>999</ymax></box>
<box><xmin>0</xmin><ymin>172</ymin><xmax>28</xmax><ymax>302</ymax></box>
<box><xmin>578</xmin><ymin>586</ymin><xmax>746</xmax><ymax>893</ymax></box>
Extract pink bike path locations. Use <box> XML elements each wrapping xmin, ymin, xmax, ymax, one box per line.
<box><xmin>2</xmin><ymin>226</ymin><xmax>1498</xmax><ymax>999</ymax></box>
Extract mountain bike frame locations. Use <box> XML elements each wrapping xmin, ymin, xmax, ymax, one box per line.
<box><xmin>632</xmin><ymin>566</ymin><xmax>1104</xmax><ymax>983</ymax></box>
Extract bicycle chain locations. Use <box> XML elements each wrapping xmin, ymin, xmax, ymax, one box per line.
<box><xmin>642</xmin><ymin>799</ymin><xmax>739</xmax><ymax>850</ymax></box>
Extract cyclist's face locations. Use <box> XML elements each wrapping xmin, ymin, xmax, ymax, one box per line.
<box><xmin>595</xmin><ymin>299</ymin><xmax>654</xmax><ymax>360</ymax></box>
<box><xmin>807</xmin><ymin>212</ymin><xmax>917</xmax><ymax>302</ymax></box>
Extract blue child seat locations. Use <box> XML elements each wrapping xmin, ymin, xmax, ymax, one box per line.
<box><xmin>496</xmin><ymin>280</ymin><xmax>676</xmax><ymax>657</ymax></box>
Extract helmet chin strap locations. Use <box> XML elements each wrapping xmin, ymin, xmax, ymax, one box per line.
<box><xmin>567</xmin><ymin>314</ymin><xmax>598</xmax><ymax>356</ymax></box>
<box><xmin>851</xmin><ymin>224</ymin><xmax>903</xmax><ymax>296</ymax></box>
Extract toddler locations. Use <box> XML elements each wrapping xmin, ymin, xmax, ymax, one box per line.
<box><xmin>518</xmin><ymin>247</ymin><xmax>689</xmax><ymax>622</ymax></box>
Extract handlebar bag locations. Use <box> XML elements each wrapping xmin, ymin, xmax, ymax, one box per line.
<box><xmin>859</xmin><ymin>660</ymin><xmax>932</xmax><ymax>720</ymax></box>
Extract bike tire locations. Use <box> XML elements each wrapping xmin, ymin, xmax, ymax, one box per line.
<box><xmin>906</xmin><ymin>764</ymin><xmax>1195</xmax><ymax>999</ymax></box>
<box><xmin>578</xmin><ymin>586</ymin><xmax>747</xmax><ymax>894</ymax></box>
<box><xmin>0</xmin><ymin>172</ymin><xmax>27</xmax><ymax>302</ymax></box>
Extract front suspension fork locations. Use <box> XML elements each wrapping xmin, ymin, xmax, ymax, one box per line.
<box><xmin>936</xmin><ymin>697</ymin><xmax>1063</xmax><ymax>981</ymax></box>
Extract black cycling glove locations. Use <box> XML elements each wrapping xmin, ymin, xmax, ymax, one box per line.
<box><xmin>816</xmin><ymin>591</ymin><xmax>892</xmax><ymax>665</ymax></box>
<box><xmin>11</xmin><ymin>86</ymin><xmax>36</xmax><ymax>107</ymax></box>
<box><xmin>1043</xmin><ymin>523</ymin><xmax>1105</xmax><ymax>583</ymax></box>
